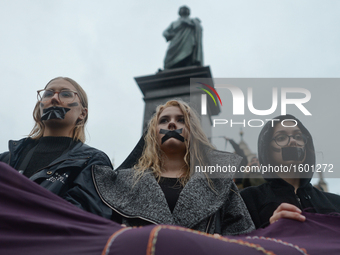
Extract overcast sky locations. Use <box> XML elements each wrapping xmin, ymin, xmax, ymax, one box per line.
<box><xmin>0</xmin><ymin>0</ymin><xmax>339</xmax><ymax>193</ymax></box>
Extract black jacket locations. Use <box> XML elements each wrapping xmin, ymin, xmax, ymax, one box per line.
<box><xmin>0</xmin><ymin>137</ymin><xmax>113</xmax><ymax>200</ymax></box>
<box><xmin>241</xmin><ymin>178</ymin><xmax>340</xmax><ymax>229</ymax></box>
<box><xmin>240</xmin><ymin>115</ymin><xmax>340</xmax><ymax>229</ymax></box>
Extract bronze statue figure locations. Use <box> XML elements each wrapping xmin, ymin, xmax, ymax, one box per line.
<box><xmin>163</xmin><ymin>6</ymin><xmax>203</xmax><ymax>69</ymax></box>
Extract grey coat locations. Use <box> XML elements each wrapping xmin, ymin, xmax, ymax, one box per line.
<box><xmin>92</xmin><ymin>149</ymin><xmax>255</xmax><ymax>236</ymax></box>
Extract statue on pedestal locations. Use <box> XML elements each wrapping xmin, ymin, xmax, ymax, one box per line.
<box><xmin>163</xmin><ymin>6</ymin><xmax>203</xmax><ymax>69</ymax></box>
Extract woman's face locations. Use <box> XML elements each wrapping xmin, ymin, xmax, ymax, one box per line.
<box><xmin>156</xmin><ymin>106</ymin><xmax>188</xmax><ymax>154</ymax></box>
<box><xmin>40</xmin><ymin>78</ymin><xmax>87</xmax><ymax>135</ymax></box>
<box><xmin>269</xmin><ymin>121</ymin><xmax>306</xmax><ymax>167</ymax></box>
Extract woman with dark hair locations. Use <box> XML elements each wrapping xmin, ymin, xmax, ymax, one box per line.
<box><xmin>0</xmin><ymin>77</ymin><xmax>112</xmax><ymax>198</ymax></box>
<box><xmin>67</xmin><ymin>99</ymin><xmax>254</xmax><ymax>235</ymax></box>
<box><xmin>240</xmin><ymin>114</ymin><xmax>340</xmax><ymax>229</ymax></box>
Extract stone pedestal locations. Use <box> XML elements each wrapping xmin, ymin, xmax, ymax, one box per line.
<box><xmin>134</xmin><ymin>66</ymin><xmax>219</xmax><ymax>139</ymax></box>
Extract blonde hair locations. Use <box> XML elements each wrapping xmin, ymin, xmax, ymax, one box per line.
<box><xmin>135</xmin><ymin>99</ymin><xmax>214</xmax><ymax>186</ymax></box>
<box><xmin>28</xmin><ymin>77</ymin><xmax>88</xmax><ymax>142</ymax></box>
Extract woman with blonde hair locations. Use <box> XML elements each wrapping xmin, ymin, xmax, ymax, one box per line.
<box><xmin>134</xmin><ymin>99</ymin><xmax>214</xmax><ymax>185</ymax></box>
<box><xmin>0</xmin><ymin>77</ymin><xmax>112</xmax><ymax>200</ymax></box>
<box><xmin>68</xmin><ymin>99</ymin><xmax>254</xmax><ymax>235</ymax></box>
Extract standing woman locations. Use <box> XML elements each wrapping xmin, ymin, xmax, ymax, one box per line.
<box><xmin>240</xmin><ymin>114</ymin><xmax>340</xmax><ymax>229</ymax></box>
<box><xmin>0</xmin><ymin>77</ymin><xmax>112</xmax><ymax>198</ymax></box>
<box><xmin>75</xmin><ymin>100</ymin><xmax>254</xmax><ymax>235</ymax></box>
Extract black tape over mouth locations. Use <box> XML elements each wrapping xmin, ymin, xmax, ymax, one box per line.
<box><xmin>41</xmin><ymin>106</ymin><xmax>71</xmax><ymax>121</ymax></box>
<box><xmin>281</xmin><ymin>147</ymin><xmax>305</xmax><ymax>161</ymax></box>
<box><xmin>160</xmin><ymin>128</ymin><xmax>184</xmax><ymax>144</ymax></box>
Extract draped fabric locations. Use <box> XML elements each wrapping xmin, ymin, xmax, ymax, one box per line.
<box><xmin>0</xmin><ymin>162</ymin><xmax>122</xmax><ymax>255</ymax></box>
<box><xmin>1</xmin><ymin>162</ymin><xmax>339</xmax><ymax>255</ymax></box>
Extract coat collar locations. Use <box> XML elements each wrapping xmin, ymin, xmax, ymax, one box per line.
<box><xmin>93</xmin><ymin>167</ymin><xmax>174</xmax><ymax>225</ymax></box>
<box><xmin>93</xmin><ymin>149</ymin><xmax>241</xmax><ymax>228</ymax></box>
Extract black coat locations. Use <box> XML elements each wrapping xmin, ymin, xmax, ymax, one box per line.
<box><xmin>240</xmin><ymin>114</ymin><xmax>340</xmax><ymax>229</ymax></box>
<box><xmin>0</xmin><ymin>137</ymin><xmax>113</xmax><ymax>199</ymax></box>
<box><xmin>241</xmin><ymin>178</ymin><xmax>340</xmax><ymax>228</ymax></box>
